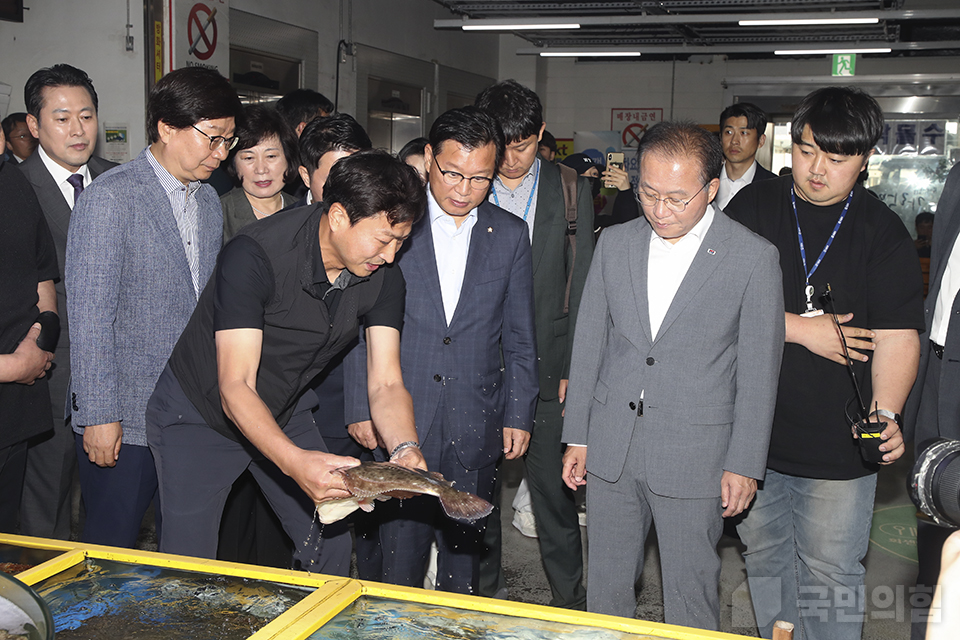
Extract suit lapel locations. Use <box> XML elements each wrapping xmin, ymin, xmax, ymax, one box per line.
<box><xmin>654</xmin><ymin>211</ymin><xmax>733</xmax><ymax>343</ymax></box>
<box><xmin>931</xmin><ymin>185</ymin><xmax>960</xmax><ymax>294</ymax></box>
<box><xmin>22</xmin><ymin>156</ymin><xmax>72</xmax><ymax>239</ymax></box>
<box><xmin>405</xmin><ymin>212</ymin><xmax>446</xmax><ymax>325</ymax></box>
<box><xmin>628</xmin><ymin>222</ymin><xmax>654</xmax><ymax>345</ymax></box>
<box><xmin>449</xmin><ymin>206</ymin><xmax>491</xmax><ymax>330</ymax></box>
<box><xmin>530</xmin><ymin>160</ymin><xmax>560</xmax><ymax>275</ymax></box>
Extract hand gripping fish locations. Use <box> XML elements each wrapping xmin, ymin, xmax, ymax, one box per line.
<box><xmin>316</xmin><ymin>462</ymin><xmax>494</xmax><ymax>524</ymax></box>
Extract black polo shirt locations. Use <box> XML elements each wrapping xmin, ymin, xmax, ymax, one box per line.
<box><xmin>168</xmin><ymin>203</ymin><xmax>404</xmax><ymax>442</ymax></box>
<box><xmin>0</xmin><ymin>161</ymin><xmax>58</xmax><ymax>448</ymax></box>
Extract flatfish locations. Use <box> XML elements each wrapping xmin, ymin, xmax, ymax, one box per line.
<box><xmin>316</xmin><ymin>462</ymin><xmax>494</xmax><ymax>524</ymax></box>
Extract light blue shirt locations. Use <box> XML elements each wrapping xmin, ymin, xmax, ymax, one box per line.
<box><xmin>490</xmin><ymin>158</ymin><xmax>539</xmax><ymax>243</ymax></box>
<box><xmin>428</xmin><ymin>189</ymin><xmax>478</xmax><ymax>326</ymax></box>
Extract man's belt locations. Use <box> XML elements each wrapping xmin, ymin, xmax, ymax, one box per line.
<box><xmin>932</xmin><ymin>340</ymin><xmax>945</xmax><ymax>360</ymax></box>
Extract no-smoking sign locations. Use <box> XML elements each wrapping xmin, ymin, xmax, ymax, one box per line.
<box><xmin>187</xmin><ymin>3</ymin><xmax>218</xmax><ymax>61</ymax></box>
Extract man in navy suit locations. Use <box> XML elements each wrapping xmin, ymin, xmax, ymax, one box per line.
<box><xmin>345</xmin><ymin>107</ymin><xmax>539</xmax><ymax>594</ymax></box>
<box><xmin>715</xmin><ymin>102</ymin><xmax>776</xmax><ymax>210</ymax></box>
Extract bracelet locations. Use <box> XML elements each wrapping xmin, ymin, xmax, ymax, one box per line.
<box><xmin>390</xmin><ymin>440</ymin><xmax>420</xmax><ymax>460</ymax></box>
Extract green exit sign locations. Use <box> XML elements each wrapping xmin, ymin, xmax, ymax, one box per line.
<box><xmin>833</xmin><ymin>53</ymin><xmax>856</xmax><ymax>77</ymax></box>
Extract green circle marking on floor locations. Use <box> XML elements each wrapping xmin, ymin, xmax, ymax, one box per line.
<box><xmin>870</xmin><ymin>504</ymin><xmax>919</xmax><ymax>563</ymax></box>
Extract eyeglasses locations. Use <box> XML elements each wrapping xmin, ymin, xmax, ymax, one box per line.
<box><xmin>635</xmin><ymin>181</ymin><xmax>709</xmax><ymax>213</ymax></box>
<box><xmin>191</xmin><ymin>124</ymin><xmax>238</xmax><ymax>151</ymax></box>
<box><xmin>433</xmin><ymin>155</ymin><xmax>493</xmax><ymax>190</ymax></box>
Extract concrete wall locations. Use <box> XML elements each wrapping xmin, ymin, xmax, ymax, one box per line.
<box><xmin>504</xmin><ymin>47</ymin><xmax>960</xmax><ymax>140</ymax></box>
<box><xmin>0</xmin><ymin>1</ymin><xmax>146</xmax><ymax>151</ymax></box>
<box><xmin>0</xmin><ymin>0</ymin><xmax>500</xmax><ymax>148</ymax></box>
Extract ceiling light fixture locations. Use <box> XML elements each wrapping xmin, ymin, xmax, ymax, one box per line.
<box><xmin>774</xmin><ymin>48</ymin><xmax>892</xmax><ymax>55</ymax></box>
<box><xmin>540</xmin><ymin>51</ymin><xmax>641</xmax><ymax>57</ymax></box>
<box><xmin>462</xmin><ymin>23</ymin><xmax>580</xmax><ymax>31</ymax></box>
<box><xmin>740</xmin><ymin>18</ymin><xmax>879</xmax><ymax>26</ymax></box>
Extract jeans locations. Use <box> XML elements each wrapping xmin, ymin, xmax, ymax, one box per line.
<box><xmin>737</xmin><ymin>469</ymin><xmax>877</xmax><ymax>640</ymax></box>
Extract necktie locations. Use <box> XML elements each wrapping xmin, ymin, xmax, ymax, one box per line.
<box><xmin>66</xmin><ymin>173</ymin><xmax>85</xmax><ymax>207</ymax></box>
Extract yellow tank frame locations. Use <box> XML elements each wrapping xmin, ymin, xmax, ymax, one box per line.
<box><xmin>0</xmin><ymin>533</ymin><xmax>754</xmax><ymax>640</ymax></box>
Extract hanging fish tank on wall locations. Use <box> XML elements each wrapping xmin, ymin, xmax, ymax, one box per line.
<box><xmin>0</xmin><ymin>534</ymin><xmax>753</xmax><ymax>640</ymax></box>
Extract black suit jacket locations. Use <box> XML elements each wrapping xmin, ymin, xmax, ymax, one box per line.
<box><xmin>904</xmin><ymin>161</ymin><xmax>960</xmax><ymax>449</ymax></box>
<box><xmin>18</xmin><ymin>152</ymin><xmax>117</xmax><ymax>343</ymax></box>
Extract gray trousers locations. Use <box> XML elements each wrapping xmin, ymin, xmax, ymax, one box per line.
<box><xmin>20</xmin><ymin>342</ymin><xmax>76</xmax><ymax>539</ymax></box>
<box><xmin>586</xmin><ymin>426</ymin><xmax>723</xmax><ymax>630</ymax></box>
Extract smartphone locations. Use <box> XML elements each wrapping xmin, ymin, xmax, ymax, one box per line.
<box><xmin>606</xmin><ymin>152</ymin><xmax>625</xmax><ymax>171</ymax></box>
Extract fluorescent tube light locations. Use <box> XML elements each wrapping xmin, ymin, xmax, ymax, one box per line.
<box><xmin>741</xmin><ymin>18</ymin><xmax>879</xmax><ymax>26</ymax></box>
<box><xmin>463</xmin><ymin>23</ymin><xmax>580</xmax><ymax>31</ymax></box>
<box><xmin>774</xmin><ymin>48</ymin><xmax>891</xmax><ymax>55</ymax></box>
<box><xmin>539</xmin><ymin>51</ymin><xmax>642</xmax><ymax>57</ymax></box>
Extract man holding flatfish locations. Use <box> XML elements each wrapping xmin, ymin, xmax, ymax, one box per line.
<box><xmin>145</xmin><ymin>150</ymin><xmax>428</xmax><ymax>576</ymax></box>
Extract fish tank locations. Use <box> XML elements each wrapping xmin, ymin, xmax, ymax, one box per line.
<box><xmin>32</xmin><ymin>557</ymin><xmax>311</xmax><ymax>639</ymax></box>
<box><xmin>0</xmin><ymin>534</ymin><xmax>754</xmax><ymax>640</ymax></box>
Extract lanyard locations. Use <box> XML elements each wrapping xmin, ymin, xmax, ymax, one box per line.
<box><xmin>791</xmin><ymin>186</ymin><xmax>853</xmax><ymax>313</ymax></box>
<box><xmin>492</xmin><ymin>158</ymin><xmax>539</xmax><ymax>222</ymax></box>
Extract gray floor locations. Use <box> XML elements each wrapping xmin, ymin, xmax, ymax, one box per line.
<box><xmin>495</xmin><ymin>452</ymin><xmax>919</xmax><ymax>639</ymax></box>
<box><xmin>95</xmin><ymin>447</ymin><xmax>919</xmax><ymax>639</ymax></box>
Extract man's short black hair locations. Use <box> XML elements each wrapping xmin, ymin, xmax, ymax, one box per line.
<box><xmin>147</xmin><ymin>67</ymin><xmax>243</xmax><ymax>144</ymax></box>
<box><xmin>24</xmin><ymin>64</ymin><xmax>99</xmax><ymax>119</ymax></box>
<box><xmin>276</xmin><ymin>88</ymin><xmax>335</xmax><ymax>132</ymax></box>
<box><xmin>322</xmin><ymin>149</ymin><xmax>426</xmax><ymax>227</ymax></box>
<box><xmin>299</xmin><ymin>113</ymin><xmax>372</xmax><ymax>172</ymax></box>
<box><xmin>916</xmin><ymin>211</ymin><xmax>935</xmax><ymax>226</ymax></box>
<box><xmin>638</xmin><ymin>121</ymin><xmax>724</xmax><ymax>186</ymax></box>
<box><xmin>539</xmin><ymin>130</ymin><xmax>558</xmax><ymax>153</ymax></box>
<box><xmin>791</xmin><ymin>87</ymin><xmax>884</xmax><ymax>157</ymax></box>
<box><xmin>428</xmin><ymin>106</ymin><xmax>504</xmax><ymax>172</ymax></box>
<box><xmin>398</xmin><ymin>137</ymin><xmax>428</xmax><ymax>163</ymax></box>
<box><xmin>1</xmin><ymin>112</ymin><xmax>28</xmax><ymax>137</ymax></box>
<box><xmin>474</xmin><ymin>79</ymin><xmax>543</xmax><ymax>144</ymax></box>
<box><xmin>225</xmin><ymin>104</ymin><xmax>300</xmax><ymax>187</ymax></box>
<box><xmin>719</xmin><ymin>102</ymin><xmax>768</xmax><ymax>135</ymax></box>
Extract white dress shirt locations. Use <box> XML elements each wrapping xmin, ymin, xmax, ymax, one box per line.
<box><xmin>648</xmin><ymin>204</ymin><xmax>716</xmax><ymax>338</ymax></box>
<box><xmin>716</xmin><ymin>161</ymin><xmax>758</xmax><ymax>211</ymax></box>
<box><xmin>428</xmin><ymin>189</ymin><xmax>478</xmax><ymax>326</ymax></box>
<box><xmin>931</xmin><ymin>233</ymin><xmax>960</xmax><ymax>345</ymax></box>
<box><xmin>37</xmin><ymin>145</ymin><xmax>92</xmax><ymax>211</ymax></box>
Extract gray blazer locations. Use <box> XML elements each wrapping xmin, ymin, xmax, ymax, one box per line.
<box><xmin>904</xmin><ymin>161</ymin><xmax>960</xmax><ymax>449</ymax></box>
<box><xmin>65</xmin><ymin>148</ymin><xmax>222</xmax><ymax>446</ymax></box>
<box><xmin>561</xmin><ymin>209</ymin><xmax>784</xmax><ymax>498</ymax></box>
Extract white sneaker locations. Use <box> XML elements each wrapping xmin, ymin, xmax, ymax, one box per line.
<box><xmin>512</xmin><ymin>510</ymin><xmax>538</xmax><ymax>538</ymax></box>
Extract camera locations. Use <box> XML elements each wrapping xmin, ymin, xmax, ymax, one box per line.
<box><xmin>909</xmin><ymin>438</ymin><xmax>960</xmax><ymax>529</ymax></box>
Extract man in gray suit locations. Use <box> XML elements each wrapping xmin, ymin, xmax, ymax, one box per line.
<box><xmin>904</xmin><ymin>161</ymin><xmax>960</xmax><ymax>639</ymax></box>
<box><xmin>17</xmin><ymin>64</ymin><xmax>116</xmax><ymax>539</ymax></box>
<box><xmin>561</xmin><ymin>121</ymin><xmax>784</xmax><ymax>630</ymax></box>
<box><xmin>66</xmin><ymin>67</ymin><xmax>242</xmax><ymax>548</ymax></box>
<box><xmin>475</xmin><ymin>79</ymin><xmax>594</xmax><ymax>608</ymax></box>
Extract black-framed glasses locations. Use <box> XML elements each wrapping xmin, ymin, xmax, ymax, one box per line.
<box><xmin>191</xmin><ymin>124</ymin><xmax>238</xmax><ymax>152</ymax></box>
<box><xmin>635</xmin><ymin>181</ymin><xmax>709</xmax><ymax>213</ymax></box>
<box><xmin>433</xmin><ymin>155</ymin><xmax>493</xmax><ymax>190</ymax></box>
